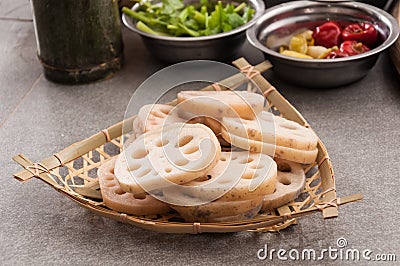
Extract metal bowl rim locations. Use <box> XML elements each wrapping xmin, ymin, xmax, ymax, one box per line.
<box><xmin>122</xmin><ymin>0</ymin><xmax>265</xmax><ymax>42</ymax></box>
<box><xmin>246</xmin><ymin>0</ymin><xmax>400</xmax><ymax>64</ymax></box>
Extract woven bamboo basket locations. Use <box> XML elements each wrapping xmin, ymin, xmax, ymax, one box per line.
<box><xmin>13</xmin><ymin>58</ymin><xmax>361</xmax><ymax>234</ymax></box>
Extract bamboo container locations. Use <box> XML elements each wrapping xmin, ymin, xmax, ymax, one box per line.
<box><xmin>12</xmin><ymin>58</ymin><xmax>362</xmax><ymax>233</ymax></box>
<box><xmin>31</xmin><ymin>0</ymin><xmax>123</xmax><ymax>84</ymax></box>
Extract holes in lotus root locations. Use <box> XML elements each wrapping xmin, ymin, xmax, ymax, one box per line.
<box><xmin>174</xmin><ymin>158</ymin><xmax>189</xmax><ymax>167</ymax></box>
<box><xmin>105</xmin><ymin>175</ymin><xmax>114</xmax><ymax>181</ymax></box>
<box><xmin>178</xmin><ymin>135</ymin><xmax>194</xmax><ymax>147</ymax></box>
<box><xmin>279</xmin><ymin>176</ymin><xmax>292</xmax><ymax>186</ymax></box>
<box><xmin>193</xmin><ymin>175</ymin><xmax>209</xmax><ymax>182</ymax></box>
<box><xmin>183</xmin><ymin>146</ymin><xmax>199</xmax><ymax>154</ymax></box>
<box><xmin>132</xmin><ymin>148</ymin><xmax>148</xmax><ymax>159</ymax></box>
<box><xmin>250</xmin><ymin>163</ymin><xmax>264</xmax><ymax>170</ymax></box>
<box><xmin>151</xmin><ymin>111</ymin><xmax>164</xmax><ymax>118</ymax></box>
<box><xmin>280</xmin><ymin>122</ymin><xmax>298</xmax><ymax>130</ymax></box>
<box><xmin>239</xmin><ymin>157</ymin><xmax>254</xmax><ymax>164</ymax></box>
<box><xmin>136</xmin><ymin>168</ymin><xmax>151</xmax><ymax>178</ymax></box>
<box><xmin>114</xmin><ymin>188</ymin><xmax>126</xmax><ymax>195</ymax></box>
<box><xmin>133</xmin><ymin>193</ymin><xmax>147</xmax><ymax>200</ymax></box>
<box><xmin>168</xmin><ymin>217</ymin><xmax>185</xmax><ymax>222</ymax></box>
<box><xmin>160</xmin><ymin>108</ymin><xmax>171</xmax><ymax>115</ymax></box>
<box><xmin>242</xmin><ymin>171</ymin><xmax>256</xmax><ymax>179</ymax></box>
<box><xmin>128</xmin><ymin>163</ymin><xmax>141</xmax><ymax>172</ymax></box>
<box><xmin>105</xmin><ymin>181</ymin><xmax>116</xmax><ymax>187</ymax></box>
<box><xmin>277</xmin><ymin>162</ymin><xmax>292</xmax><ymax>172</ymax></box>
<box><xmin>156</xmin><ymin>138</ymin><xmax>169</xmax><ymax>147</ymax></box>
<box><xmin>107</xmin><ymin>167</ymin><xmax>115</xmax><ymax>175</ymax></box>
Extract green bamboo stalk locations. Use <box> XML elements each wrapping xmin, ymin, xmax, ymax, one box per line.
<box><xmin>31</xmin><ymin>0</ymin><xmax>124</xmax><ymax>84</ymax></box>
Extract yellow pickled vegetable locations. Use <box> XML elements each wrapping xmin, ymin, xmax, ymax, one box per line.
<box><xmin>279</xmin><ymin>45</ymin><xmax>289</xmax><ymax>53</ymax></box>
<box><xmin>280</xmin><ymin>50</ymin><xmax>313</xmax><ymax>59</ymax></box>
<box><xmin>299</xmin><ymin>30</ymin><xmax>314</xmax><ymax>46</ymax></box>
<box><xmin>306</xmin><ymin>45</ymin><xmax>328</xmax><ymax>59</ymax></box>
<box><xmin>289</xmin><ymin>34</ymin><xmax>308</xmax><ymax>54</ymax></box>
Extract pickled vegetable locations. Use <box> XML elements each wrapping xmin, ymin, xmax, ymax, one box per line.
<box><xmin>278</xmin><ymin>21</ymin><xmax>377</xmax><ymax>60</ymax></box>
<box><xmin>281</xmin><ymin>50</ymin><xmax>313</xmax><ymax>59</ymax></box>
<box><xmin>306</xmin><ymin>45</ymin><xmax>328</xmax><ymax>59</ymax></box>
<box><xmin>289</xmin><ymin>34</ymin><xmax>308</xmax><ymax>54</ymax></box>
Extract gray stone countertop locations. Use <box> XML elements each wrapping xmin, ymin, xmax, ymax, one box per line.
<box><xmin>0</xmin><ymin>1</ymin><xmax>399</xmax><ymax>265</ymax></box>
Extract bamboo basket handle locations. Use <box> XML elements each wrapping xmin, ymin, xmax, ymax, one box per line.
<box><xmin>13</xmin><ymin>116</ymin><xmax>136</xmax><ymax>182</ymax></box>
<box><xmin>233</xmin><ymin>57</ymin><xmax>308</xmax><ymax>127</ymax></box>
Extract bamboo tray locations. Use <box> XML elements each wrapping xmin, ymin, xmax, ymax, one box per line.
<box><xmin>13</xmin><ymin>58</ymin><xmax>361</xmax><ymax>234</ymax></box>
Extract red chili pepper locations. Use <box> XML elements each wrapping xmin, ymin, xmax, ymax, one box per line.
<box><xmin>339</xmin><ymin>40</ymin><xmax>370</xmax><ymax>56</ymax></box>
<box><xmin>312</xmin><ymin>21</ymin><xmax>342</xmax><ymax>48</ymax></box>
<box><xmin>341</xmin><ymin>22</ymin><xmax>377</xmax><ymax>48</ymax></box>
<box><xmin>324</xmin><ymin>48</ymin><xmax>349</xmax><ymax>59</ymax></box>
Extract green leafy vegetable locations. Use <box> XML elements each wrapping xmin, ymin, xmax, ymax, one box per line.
<box><xmin>161</xmin><ymin>0</ymin><xmax>184</xmax><ymax>14</ymax></box>
<box><xmin>122</xmin><ymin>0</ymin><xmax>255</xmax><ymax>37</ymax></box>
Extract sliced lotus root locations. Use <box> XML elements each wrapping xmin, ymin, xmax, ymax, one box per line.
<box><xmin>114</xmin><ymin>123</ymin><xmax>221</xmax><ymax>194</ymax></box>
<box><xmin>177</xmin><ymin>90</ymin><xmax>265</xmax><ymax>120</ymax></box>
<box><xmin>132</xmin><ymin>116</ymin><xmax>144</xmax><ymax>135</ymax></box>
<box><xmin>207</xmin><ymin>203</ymin><xmax>262</xmax><ymax>223</ymax></box>
<box><xmin>136</xmin><ymin>104</ymin><xmax>184</xmax><ymax>132</ymax></box>
<box><xmin>178</xmin><ymin>110</ymin><xmax>231</xmax><ymax>147</ymax></box>
<box><xmin>170</xmin><ymin>151</ymin><xmax>277</xmax><ymax>202</ymax></box>
<box><xmin>124</xmin><ymin>117</ymin><xmax>143</xmax><ymax>147</ymax></box>
<box><xmin>179</xmin><ymin>111</ymin><xmax>222</xmax><ymax>135</ymax></box>
<box><xmin>188</xmin><ymin>119</ymin><xmax>232</xmax><ymax>150</ymax></box>
<box><xmin>169</xmin><ymin>196</ymin><xmax>264</xmax><ymax>223</ymax></box>
<box><xmin>261</xmin><ymin>159</ymin><xmax>306</xmax><ymax>211</ymax></box>
<box><xmin>98</xmin><ymin>157</ymin><xmax>171</xmax><ymax>216</ymax></box>
<box><xmin>124</xmin><ymin>134</ymin><xmax>137</xmax><ymax>148</ymax></box>
<box><xmin>222</xmin><ymin>111</ymin><xmax>318</xmax><ymax>151</ymax></box>
<box><xmin>221</xmin><ymin>128</ymin><xmax>318</xmax><ymax>164</ymax></box>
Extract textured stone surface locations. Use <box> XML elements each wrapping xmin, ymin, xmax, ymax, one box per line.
<box><xmin>0</xmin><ymin>19</ymin><xmax>40</xmax><ymax>127</ymax></box>
<box><xmin>0</xmin><ymin>0</ymin><xmax>32</xmax><ymax>20</ymax></box>
<box><xmin>1</xmin><ymin>1</ymin><xmax>399</xmax><ymax>265</ymax></box>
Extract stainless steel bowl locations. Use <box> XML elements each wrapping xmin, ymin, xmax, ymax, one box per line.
<box><xmin>247</xmin><ymin>1</ymin><xmax>399</xmax><ymax>88</ymax></box>
<box><xmin>122</xmin><ymin>0</ymin><xmax>265</xmax><ymax>63</ymax></box>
